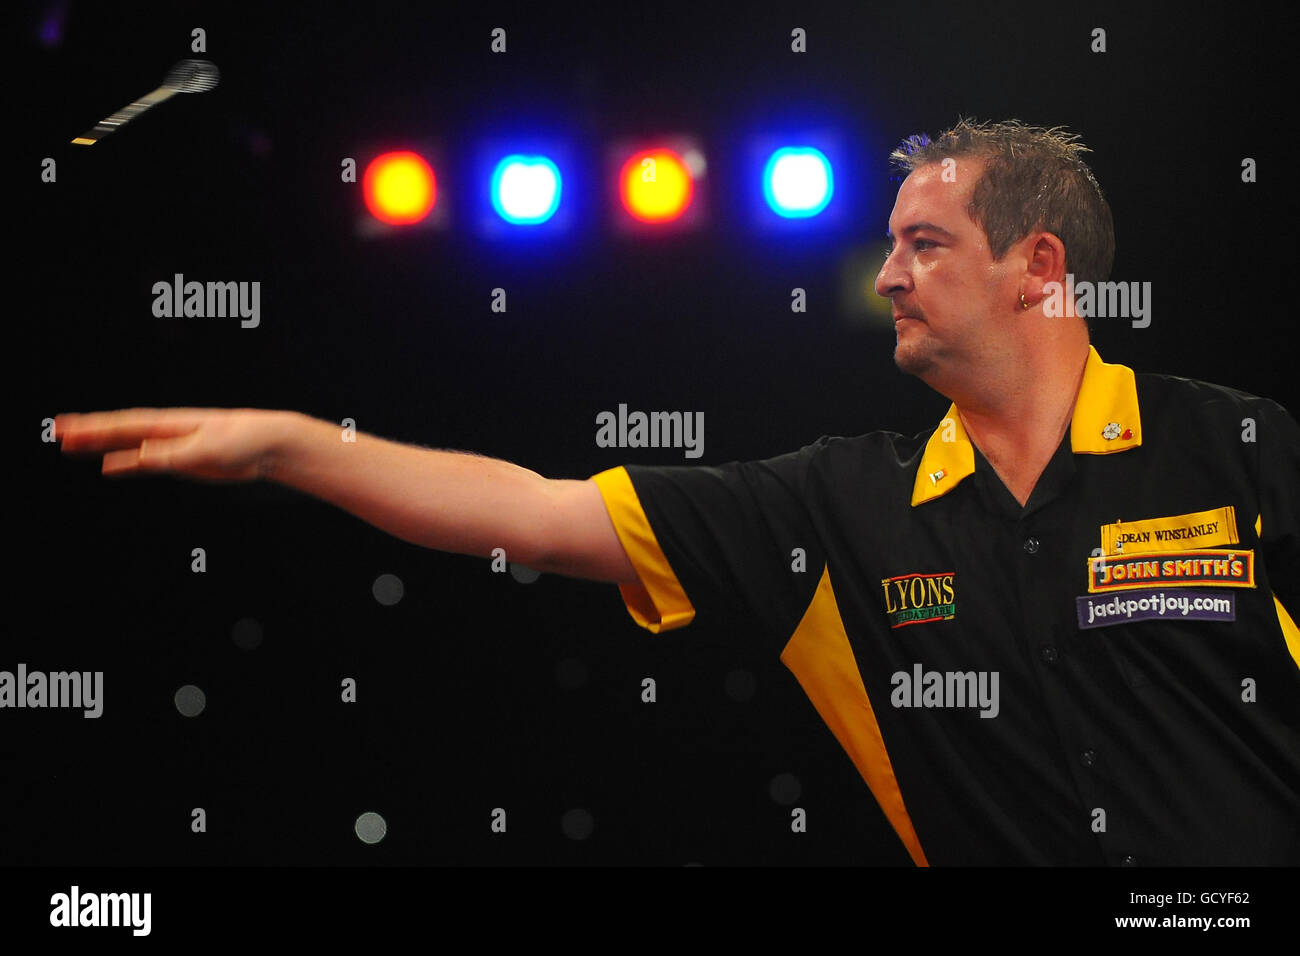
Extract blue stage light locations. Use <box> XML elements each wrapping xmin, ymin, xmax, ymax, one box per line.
<box><xmin>490</xmin><ymin>155</ymin><xmax>562</xmax><ymax>224</ymax></box>
<box><xmin>763</xmin><ymin>147</ymin><xmax>833</xmax><ymax>218</ymax></box>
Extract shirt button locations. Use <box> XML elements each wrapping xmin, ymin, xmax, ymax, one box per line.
<box><xmin>1121</xmin><ymin>855</ymin><xmax>1138</xmax><ymax>866</ymax></box>
<box><xmin>1023</xmin><ymin>537</ymin><xmax>1040</xmax><ymax>554</ymax></box>
<box><xmin>1080</xmin><ymin>749</ymin><xmax>1097</xmax><ymax>767</ymax></box>
<box><xmin>1040</xmin><ymin>646</ymin><xmax>1058</xmax><ymax>663</ymax></box>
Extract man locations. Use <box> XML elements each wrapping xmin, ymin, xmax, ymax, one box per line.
<box><xmin>56</xmin><ymin>119</ymin><xmax>1300</xmax><ymax>865</ymax></box>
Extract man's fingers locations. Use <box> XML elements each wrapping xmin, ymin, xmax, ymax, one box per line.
<box><xmin>56</xmin><ymin>408</ymin><xmax>208</xmax><ymax>452</ymax></box>
<box><xmin>101</xmin><ymin>446</ymin><xmax>144</xmax><ymax>476</ymax></box>
<box><xmin>100</xmin><ymin>434</ymin><xmax>192</xmax><ymax>476</ymax></box>
<box><xmin>60</xmin><ymin>407</ymin><xmax>270</xmax><ymax>483</ymax></box>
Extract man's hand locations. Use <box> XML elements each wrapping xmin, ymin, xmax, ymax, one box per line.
<box><xmin>54</xmin><ymin>407</ymin><xmax>290</xmax><ymax>483</ymax></box>
<box><xmin>54</xmin><ymin>407</ymin><xmax>639</xmax><ymax>584</ymax></box>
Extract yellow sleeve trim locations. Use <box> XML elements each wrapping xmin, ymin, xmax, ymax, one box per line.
<box><xmin>589</xmin><ymin>466</ymin><xmax>695</xmax><ymax>633</ymax></box>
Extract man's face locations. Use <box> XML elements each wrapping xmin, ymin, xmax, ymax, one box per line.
<box><xmin>875</xmin><ymin>158</ymin><xmax>1019</xmax><ymax>385</ymax></box>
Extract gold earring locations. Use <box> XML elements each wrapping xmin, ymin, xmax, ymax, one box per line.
<box><xmin>1020</xmin><ymin>292</ymin><xmax>1030</xmax><ymax>309</ymax></box>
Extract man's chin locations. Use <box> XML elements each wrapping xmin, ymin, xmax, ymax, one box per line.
<box><xmin>893</xmin><ymin>343</ymin><xmax>935</xmax><ymax>377</ymax></box>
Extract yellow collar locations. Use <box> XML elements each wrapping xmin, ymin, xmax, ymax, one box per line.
<box><xmin>910</xmin><ymin>345</ymin><xmax>1142</xmax><ymax>506</ymax></box>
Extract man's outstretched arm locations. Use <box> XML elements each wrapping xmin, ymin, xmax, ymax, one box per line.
<box><xmin>54</xmin><ymin>407</ymin><xmax>638</xmax><ymax>585</ymax></box>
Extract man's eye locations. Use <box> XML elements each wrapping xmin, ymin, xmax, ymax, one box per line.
<box><xmin>882</xmin><ymin>239</ymin><xmax>935</xmax><ymax>259</ymax></box>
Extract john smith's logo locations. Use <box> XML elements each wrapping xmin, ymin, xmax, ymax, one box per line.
<box><xmin>881</xmin><ymin>572</ymin><xmax>956</xmax><ymax>629</ymax></box>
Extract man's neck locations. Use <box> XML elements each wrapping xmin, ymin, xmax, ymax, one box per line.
<box><xmin>951</xmin><ymin>345</ymin><xmax>1090</xmax><ymax>507</ymax></box>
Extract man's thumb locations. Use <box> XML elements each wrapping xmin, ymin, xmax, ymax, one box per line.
<box><xmin>103</xmin><ymin>436</ymin><xmax>184</xmax><ymax>475</ymax></box>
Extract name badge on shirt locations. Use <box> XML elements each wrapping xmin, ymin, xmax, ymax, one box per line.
<box><xmin>1098</xmin><ymin>505</ymin><xmax>1238</xmax><ymax>556</ymax></box>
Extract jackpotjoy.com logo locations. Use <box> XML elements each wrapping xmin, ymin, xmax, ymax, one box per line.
<box><xmin>1042</xmin><ymin>273</ymin><xmax>1151</xmax><ymax>328</ymax></box>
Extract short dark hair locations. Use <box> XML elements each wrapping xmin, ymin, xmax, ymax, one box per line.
<box><xmin>889</xmin><ymin>117</ymin><xmax>1115</xmax><ymax>287</ymax></box>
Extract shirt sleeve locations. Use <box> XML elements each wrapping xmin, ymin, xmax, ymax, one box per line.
<box><xmin>589</xmin><ymin>437</ymin><xmax>832</xmax><ymax>645</ymax></box>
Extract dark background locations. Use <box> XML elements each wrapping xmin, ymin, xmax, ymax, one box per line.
<box><xmin>13</xmin><ymin>0</ymin><xmax>1298</xmax><ymax>866</ymax></box>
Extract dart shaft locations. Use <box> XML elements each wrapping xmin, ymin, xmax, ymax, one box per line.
<box><xmin>71</xmin><ymin>84</ymin><xmax>178</xmax><ymax>145</ymax></box>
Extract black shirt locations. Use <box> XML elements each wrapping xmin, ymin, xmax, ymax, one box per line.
<box><xmin>591</xmin><ymin>346</ymin><xmax>1300</xmax><ymax>865</ymax></box>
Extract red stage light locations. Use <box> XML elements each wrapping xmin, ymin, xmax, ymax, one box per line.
<box><xmin>363</xmin><ymin>151</ymin><xmax>437</xmax><ymax>225</ymax></box>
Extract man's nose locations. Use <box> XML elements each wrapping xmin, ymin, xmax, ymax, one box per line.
<box><xmin>874</xmin><ymin>253</ymin><xmax>909</xmax><ymax>299</ymax></box>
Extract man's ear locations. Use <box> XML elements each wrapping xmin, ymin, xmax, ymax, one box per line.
<box><xmin>1021</xmin><ymin>231</ymin><xmax>1068</xmax><ymax>302</ymax></box>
